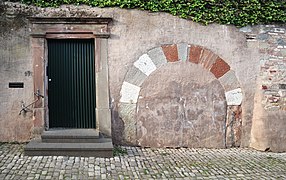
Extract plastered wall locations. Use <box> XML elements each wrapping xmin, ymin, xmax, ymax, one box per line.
<box><xmin>0</xmin><ymin>2</ymin><xmax>285</xmax><ymax>152</ymax></box>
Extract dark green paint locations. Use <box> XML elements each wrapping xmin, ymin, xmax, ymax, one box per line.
<box><xmin>48</xmin><ymin>39</ymin><xmax>96</xmax><ymax>128</ymax></box>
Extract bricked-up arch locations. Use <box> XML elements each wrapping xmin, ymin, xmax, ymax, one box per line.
<box><xmin>119</xmin><ymin>43</ymin><xmax>242</xmax><ymax>147</ymax></box>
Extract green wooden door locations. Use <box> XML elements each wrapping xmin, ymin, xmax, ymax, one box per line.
<box><xmin>48</xmin><ymin>39</ymin><xmax>96</xmax><ymax>128</ymax></box>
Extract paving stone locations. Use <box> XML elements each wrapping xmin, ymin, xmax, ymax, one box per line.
<box><xmin>1</xmin><ymin>144</ymin><xmax>286</xmax><ymax>179</ymax></box>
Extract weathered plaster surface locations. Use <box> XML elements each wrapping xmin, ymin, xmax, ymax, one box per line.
<box><xmin>0</xmin><ymin>2</ymin><xmax>285</xmax><ymax>152</ymax></box>
<box><xmin>0</xmin><ymin>4</ymin><xmax>33</xmax><ymax>141</ymax></box>
<box><xmin>136</xmin><ymin>63</ymin><xmax>227</xmax><ymax>148</ymax></box>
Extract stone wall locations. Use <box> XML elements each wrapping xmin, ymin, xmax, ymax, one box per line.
<box><xmin>0</xmin><ymin>2</ymin><xmax>285</xmax><ymax>152</ymax></box>
<box><xmin>240</xmin><ymin>25</ymin><xmax>286</xmax><ymax>152</ymax></box>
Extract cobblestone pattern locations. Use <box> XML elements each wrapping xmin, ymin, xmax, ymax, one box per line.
<box><xmin>1</xmin><ymin>143</ymin><xmax>286</xmax><ymax>179</ymax></box>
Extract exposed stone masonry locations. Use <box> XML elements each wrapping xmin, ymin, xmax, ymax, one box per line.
<box><xmin>257</xmin><ymin>26</ymin><xmax>286</xmax><ymax>111</ymax></box>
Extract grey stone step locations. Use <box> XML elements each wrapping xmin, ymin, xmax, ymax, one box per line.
<box><xmin>24</xmin><ymin>139</ymin><xmax>113</xmax><ymax>157</ymax></box>
<box><xmin>41</xmin><ymin>129</ymin><xmax>102</xmax><ymax>143</ymax></box>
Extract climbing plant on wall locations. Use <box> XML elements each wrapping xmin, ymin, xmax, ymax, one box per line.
<box><xmin>17</xmin><ymin>0</ymin><xmax>286</xmax><ymax>26</ymax></box>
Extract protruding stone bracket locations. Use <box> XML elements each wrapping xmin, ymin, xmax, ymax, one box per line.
<box><xmin>119</xmin><ymin>43</ymin><xmax>243</xmax><ymax>145</ymax></box>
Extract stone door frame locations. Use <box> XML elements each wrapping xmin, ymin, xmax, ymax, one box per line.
<box><xmin>29</xmin><ymin>17</ymin><xmax>112</xmax><ymax>136</ymax></box>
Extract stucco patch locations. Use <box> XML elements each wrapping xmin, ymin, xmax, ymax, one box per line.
<box><xmin>134</xmin><ymin>54</ymin><xmax>157</xmax><ymax>76</ymax></box>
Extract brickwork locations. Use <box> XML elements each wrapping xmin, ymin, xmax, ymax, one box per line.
<box><xmin>257</xmin><ymin>26</ymin><xmax>286</xmax><ymax>111</ymax></box>
<box><xmin>241</xmin><ymin>25</ymin><xmax>286</xmax><ymax>152</ymax></box>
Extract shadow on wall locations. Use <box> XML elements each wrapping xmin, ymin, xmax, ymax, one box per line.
<box><xmin>111</xmin><ymin>108</ymin><xmax>124</xmax><ymax>145</ymax></box>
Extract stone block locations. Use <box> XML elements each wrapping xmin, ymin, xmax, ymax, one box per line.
<box><xmin>199</xmin><ymin>49</ymin><xmax>218</xmax><ymax>70</ymax></box>
<box><xmin>189</xmin><ymin>45</ymin><xmax>203</xmax><ymax>64</ymax></box>
<box><xmin>124</xmin><ymin>65</ymin><xmax>148</xmax><ymax>87</ymax></box>
<box><xmin>210</xmin><ymin>57</ymin><xmax>230</xmax><ymax>78</ymax></box>
<box><xmin>134</xmin><ymin>54</ymin><xmax>157</xmax><ymax>76</ymax></box>
<box><xmin>225</xmin><ymin>88</ymin><xmax>243</xmax><ymax>106</ymax></box>
<box><xmin>118</xmin><ymin>103</ymin><xmax>137</xmax><ymax>144</ymax></box>
<box><xmin>162</xmin><ymin>44</ymin><xmax>178</xmax><ymax>62</ymax></box>
<box><xmin>120</xmin><ymin>81</ymin><xmax>141</xmax><ymax>104</ymax></box>
<box><xmin>147</xmin><ymin>47</ymin><xmax>167</xmax><ymax>68</ymax></box>
<box><xmin>177</xmin><ymin>43</ymin><xmax>188</xmax><ymax>61</ymax></box>
<box><xmin>96</xmin><ymin>108</ymin><xmax>111</xmax><ymax>136</ymax></box>
<box><xmin>218</xmin><ymin>70</ymin><xmax>240</xmax><ymax>91</ymax></box>
<box><xmin>257</xmin><ymin>34</ymin><xmax>269</xmax><ymax>40</ymax></box>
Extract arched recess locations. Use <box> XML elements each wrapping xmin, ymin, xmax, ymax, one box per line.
<box><xmin>119</xmin><ymin>43</ymin><xmax>243</xmax><ymax>148</ymax></box>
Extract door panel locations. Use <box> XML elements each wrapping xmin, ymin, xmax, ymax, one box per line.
<box><xmin>48</xmin><ymin>39</ymin><xmax>96</xmax><ymax>128</ymax></box>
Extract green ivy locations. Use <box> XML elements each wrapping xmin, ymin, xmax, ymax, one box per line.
<box><xmin>16</xmin><ymin>0</ymin><xmax>286</xmax><ymax>26</ymax></box>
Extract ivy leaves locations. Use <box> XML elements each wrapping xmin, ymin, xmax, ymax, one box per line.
<box><xmin>19</xmin><ymin>0</ymin><xmax>285</xmax><ymax>27</ymax></box>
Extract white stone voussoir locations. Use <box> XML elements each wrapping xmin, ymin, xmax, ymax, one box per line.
<box><xmin>225</xmin><ymin>88</ymin><xmax>243</xmax><ymax>106</ymax></box>
<box><xmin>134</xmin><ymin>54</ymin><xmax>157</xmax><ymax>76</ymax></box>
<box><xmin>120</xmin><ymin>81</ymin><xmax>141</xmax><ymax>104</ymax></box>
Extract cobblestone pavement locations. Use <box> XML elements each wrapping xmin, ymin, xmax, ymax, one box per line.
<box><xmin>0</xmin><ymin>143</ymin><xmax>286</xmax><ymax>179</ymax></box>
